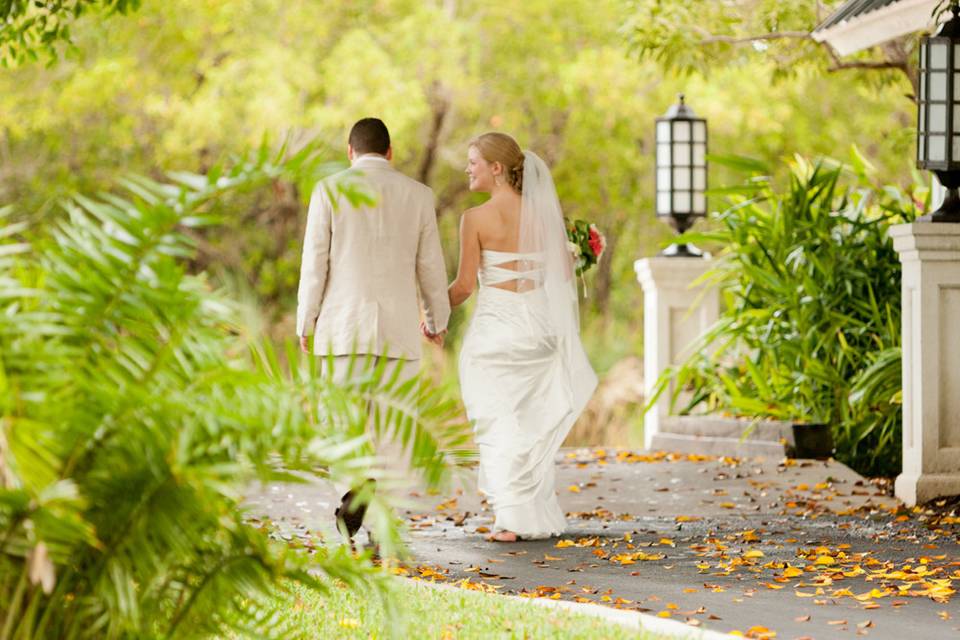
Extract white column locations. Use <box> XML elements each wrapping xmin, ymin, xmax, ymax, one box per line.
<box><xmin>635</xmin><ymin>257</ymin><xmax>720</xmax><ymax>450</ymax></box>
<box><xmin>892</xmin><ymin>223</ymin><xmax>960</xmax><ymax>506</ymax></box>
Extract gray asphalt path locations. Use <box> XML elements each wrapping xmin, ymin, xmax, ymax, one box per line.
<box><xmin>246</xmin><ymin>449</ymin><xmax>960</xmax><ymax>640</ymax></box>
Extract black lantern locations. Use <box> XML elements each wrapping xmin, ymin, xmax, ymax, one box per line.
<box><xmin>918</xmin><ymin>2</ymin><xmax>960</xmax><ymax>222</ymax></box>
<box><xmin>655</xmin><ymin>94</ymin><xmax>708</xmax><ymax>255</ymax></box>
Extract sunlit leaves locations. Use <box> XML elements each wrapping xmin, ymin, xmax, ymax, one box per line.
<box><xmin>649</xmin><ymin>157</ymin><xmax>921</xmax><ymax>476</ymax></box>
<box><xmin>0</xmin><ymin>151</ymin><xmax>471</xmax><ymax>638</ymax></box>
<box><xmin>0</xmin><ymin>0</ymin><xmax>142</xmax><ymax>67</ymax></box>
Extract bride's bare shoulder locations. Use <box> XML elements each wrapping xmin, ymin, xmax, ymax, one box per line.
<box><xmin>461</xmin><ymin>202</ymin><xmax>497</xmax><ymax>227</ymax></box>
<box><xmin>464</xmin><ymin>200</ymin><xmax>496</xmax><ymax>217</ymax></box>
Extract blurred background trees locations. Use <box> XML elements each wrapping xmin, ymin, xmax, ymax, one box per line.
<box><xmin>0</xmin><ymin>0</ymin><xmax>920</xmax><ymax>446</ymax></box>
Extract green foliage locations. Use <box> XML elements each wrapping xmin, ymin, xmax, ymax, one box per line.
<box><xmin>270</xmin><ymin>579</ymin><xmax>661</xmax><ymax>640</ymax></box>
<box><xmin>0</xmin><ymin>147</ymin><xmax>471</xmax><ymax>638</ymax></box>
<box><xmin>0</xmin><ymin>0</ymin><xmax>927</xmax><ymax>438</ymax></box>
<box><xmin>622</xmin><ymin>0</ymin><xmax>912</xmax><ymax>90</ymax></box>
<box><xmin>0</xmin><ymin>0</ymin><xmax>141</xmax><ymax>66</ymax></box>
<box><xmin>0</xmin><ymin>0</ymin><xmax>922</xmax><ymax>362</ymax></box>
<box><xmin>649</xmin><ymin>154</ymin><xmax>921</xmax><ymax>477</ymax></box>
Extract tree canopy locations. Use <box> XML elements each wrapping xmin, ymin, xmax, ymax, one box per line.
<box><xmin>0</xmin><ymin>0</ymin><xmax>141</xmax><ymax>66</ymax></box>
<box><xmin>0</xmin><ymin>0</ymin><xmax>921</xmax><ymax>367</ymax></box>
<box><xmin>623</xmin><ymin>0</ymin><xmax>918</xmax><ymax>94</ymax></box>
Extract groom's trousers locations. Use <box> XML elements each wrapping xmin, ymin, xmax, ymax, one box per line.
<box><xmin>321</xmin><ymin>355</ymin><xmax>422</xmax><ymax>501</ymax></box>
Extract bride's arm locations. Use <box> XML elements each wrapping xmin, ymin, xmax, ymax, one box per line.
<box><xmin>448</xmin><ymin>210</ymin><xmax>480</xmax><ymax>308</ymax></box>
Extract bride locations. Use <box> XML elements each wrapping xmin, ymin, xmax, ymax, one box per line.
<box><xmin>432</xmin><ymin>132</ymin><xmax>597</xmax><ymax>542</ymax></box>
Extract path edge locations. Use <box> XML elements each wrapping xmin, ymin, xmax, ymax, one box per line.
<box><xmin>402</xmin><ymin>576</ymin><xmax>738</xmax><ymax>639</ymax></box>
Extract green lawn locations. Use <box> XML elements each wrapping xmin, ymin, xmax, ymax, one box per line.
<box><xmin>278</xmin><ymin>578</ymin><xmax>669</xmax><ymax>639</ymax></box>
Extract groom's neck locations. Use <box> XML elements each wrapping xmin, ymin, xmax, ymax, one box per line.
<box><xmin>351</xmin><ymin>152</ymin><xmax>389</xmax><ymax>165</ymax></box>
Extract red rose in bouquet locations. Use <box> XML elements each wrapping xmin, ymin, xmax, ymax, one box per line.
<box><xmin>588</xmin><ymin>224</ymin><xmax>605</xmax><ymax>260</ymax></box>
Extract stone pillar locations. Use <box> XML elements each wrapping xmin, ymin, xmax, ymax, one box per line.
<box><xmin>635</xmin><ymin>257</ymin><xmax>720</xmax><ymax>450</ymax></box>
<box><xmin>891</xmin><ymin>223</ymin><xmax>960</xmax><ymax>506</ymax></box>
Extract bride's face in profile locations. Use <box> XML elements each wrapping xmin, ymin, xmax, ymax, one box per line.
<box><xmin>465</xmin><ymin>146</ymin><xmax>499</xmax><ymax>193</ymax></box>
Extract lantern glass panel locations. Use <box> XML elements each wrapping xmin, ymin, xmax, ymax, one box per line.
<box><xmin>919</xmin><ymin>134</ymin><xmax>925</xmax><ymax>162</ymax></box>
<box><xmin>673</xmin><ymin>167</ymin><xmax>690</xmax><ymax>190</ymax></box>
<box><xmin>693</xmin><ymin>168</ymin><xmax>706</xmax><ymax>191</ymax></box>
<box><xmin>953</xmin><ymin>135</ymin><xmax>960</xmax><ymax>162</ymax></box>
<box><xmin>692</xmin><ymin>144</ymin><xmax>705</xmax><ymax>166</ymax></box>
<box><xmin>672</xmin><ymin>143</ymin><xmax>691</xmax><ymax>165</ymax></box>
<box><xmin>693</xmin><ymin>121</ymin><xmax>706</xmax><ymax>142</ymax></box>
<box><xmin>657</xmin><ymin>167</ymin><xmax>671</xmax><ymax>190</ymax></box>
<box><xmin>930</xmin><ymin>135</ymin><xmax>947</xmax><ymax>161</ymax></box>
<box><xmin>656</xmin><ymin>120</ymin><xmax>671</xmax><ymax>143</ymax></box>
<box><xmin>931</xmin><ymin>41</ymin><xmax>948</xmax><ymax>68</ymax></box>
<box><xmin>931</xmin><ymin>72</ymin><xmax>948</xmax><ymax>101</ymax></box>
<box><xmin>673</xmin><ymin>192</ymin><xmax>691</xmax><ymax>213</ymax></box>
<box><xmin>921</xmin><ymin>42</ymin><xmax>927</xmax><ymax>69</ymax></box>
<box><xmin>657</xmin><ymin>143</ymin><xmax>670</xmax><ymax>166</ymax></box>
<box><xmin>954</xmin><ymin>73</ymin><xmax>960</xmax><ymax>100</ymax></box>
<box><xmin>931</xmin><ymin>104</ymin><xmax>947</xmax><ymax>132</ymax></box>
<box><xmin>954</xmin><ymin>105</ymin><xmax>960</xmax><ymax>130</ymax></box>
<box><xmin>920</xmin><ymin>105</ymin><xmax>926</xmax><ymax>132</ymax></box>
<box><xmin>921</xmin><ymin>73</ymin><xmax>927</xmax><ymax>101</ymax></box>
<box><xmin>694</xmin><ymin>193</ymin><xmax>706</xmax><ymax>213</ymax></box>
<box><xmin>657</xmin><ymin>192</ymin><xmax>671</xmax><ymax>215</ymax></box>
<box><xmin>673</xmin><ymin>121</ymin><xmax>691</xmax><ymax>142</ymax></box>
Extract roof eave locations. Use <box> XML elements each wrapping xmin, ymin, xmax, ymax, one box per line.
<box><xmin>812</xmin><ymin>0</ymin><xmax>939</xmax><ymax>56</ymax></box>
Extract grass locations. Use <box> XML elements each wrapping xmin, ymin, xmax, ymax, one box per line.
<box><xmin>275</xmin><ymin>578</ymin><xmax>669</xmax><ymax>640</ymax></box>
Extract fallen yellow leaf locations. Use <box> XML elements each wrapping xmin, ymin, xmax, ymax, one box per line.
<box><xmin>675</xmin><ymin>515</ymin><xmax>702</xmax><ymax>522</ymax></box>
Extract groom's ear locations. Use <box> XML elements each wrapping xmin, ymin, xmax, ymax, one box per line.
<box><xmin>385</xmin><ymin>147</ymin><xmax>393</xmax><ymax>161</ymax></box>
<box><xmin>347</xmin><ymin>144</ymin><xmax>355</xmax><ymax>162</ymax></box>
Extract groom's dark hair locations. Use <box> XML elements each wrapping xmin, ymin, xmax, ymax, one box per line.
<box><xmin>348</xmin><ymin>118</ymin><xmax>391</xmax><ymax>156</ymax></box>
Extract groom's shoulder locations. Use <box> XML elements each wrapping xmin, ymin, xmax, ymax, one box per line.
<box><xmin>391</xmin><ymin>170</ymin><xmax>435</xmax><ymax>202</ymax></box>
<box><xmin>308</xmin><ymin>165</ymin><xmax>379</xmax><ymax>203</ymax></box>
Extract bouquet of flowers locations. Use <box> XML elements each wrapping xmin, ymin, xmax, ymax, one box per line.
<box><xmin>566</xmin><ymin>218</ymin><xmax>606</xmax><ymax>276</ymax></box>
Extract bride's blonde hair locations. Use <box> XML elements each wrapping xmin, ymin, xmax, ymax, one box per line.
<box><xmin>470</xmin><ymin>132</ymin><xmax>524</xmax><ymax>193</ymax></box>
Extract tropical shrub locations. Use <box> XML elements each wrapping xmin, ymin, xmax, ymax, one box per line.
<box><xmin>650</xmin><ymin>155</ymin><xmax>921</xmax><ymax>477</ymax></box>
<box><xmin>0</xmin><ymin>144</ymin><xmax>471</xmax><ymax>639</ymax></box>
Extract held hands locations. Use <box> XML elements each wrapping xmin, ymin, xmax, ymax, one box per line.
<box><xmin>419</xmin><ymin>321</ymin><xmax>446</xmax><ymax>347</ymax></box>
<box><xmin>299</xmin><ymin>335</ymin><xmax>310</xmax><ymax>354</ymax></box>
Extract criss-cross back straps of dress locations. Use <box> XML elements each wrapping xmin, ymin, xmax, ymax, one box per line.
<box><xmin>479</xmin><ymin>249</ymin><xmax>546</xmax><ymax>291</ymax></box>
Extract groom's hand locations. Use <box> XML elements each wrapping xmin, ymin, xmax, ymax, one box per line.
<box><xmin>419</xmin><ymin>322</ymin><xmax>446</xmax><ymax>347</ymax></box>
<box><xmin>299</xmin><ymin>335</ymin><xmax>310</xmax><ymax>354</ymax></box>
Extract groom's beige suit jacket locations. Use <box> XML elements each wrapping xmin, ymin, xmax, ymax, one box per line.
<box><xmin>296</xmin><ymin>154</ymin><xmax>450</xmax><ymax>360</ymax></box>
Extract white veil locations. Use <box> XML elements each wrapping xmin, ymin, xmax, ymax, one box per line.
<box><xmin>517</xmin><ymin>151</ymin><xmax>596</xmax><ymax>406</ymax></box>
<box><xmin>517</xmin><ymin>151</ymin><xmax>579</xmax><ymax>336</ymax></box>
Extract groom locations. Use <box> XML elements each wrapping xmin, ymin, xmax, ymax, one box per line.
<box><xmin>296</xmin><ymin>117</ymin><xmax>450</xmax><ymax>529</ymax></box>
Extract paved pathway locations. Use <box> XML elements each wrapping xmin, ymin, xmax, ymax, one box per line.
<box><xmin>246</xmin><ymin>448</ymin><xmax>960</xmax><ymax>639</ymax></box>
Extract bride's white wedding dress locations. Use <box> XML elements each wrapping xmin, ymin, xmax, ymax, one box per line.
<box><xmin>458</xmin><ymin>152</ymin><xmax>597</xmax><ymax>539</ymax></box>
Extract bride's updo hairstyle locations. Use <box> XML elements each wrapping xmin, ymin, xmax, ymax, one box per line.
<box><xmin>470</xmin><ymin>132</ymin><xmax>524</xmax><ymax>193</ymax></box>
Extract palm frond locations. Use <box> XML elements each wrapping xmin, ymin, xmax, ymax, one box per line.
<box><xmin>0</xmin><ymin>141</ymin><xmax>464</xmax><ymax>639</ymax></box>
